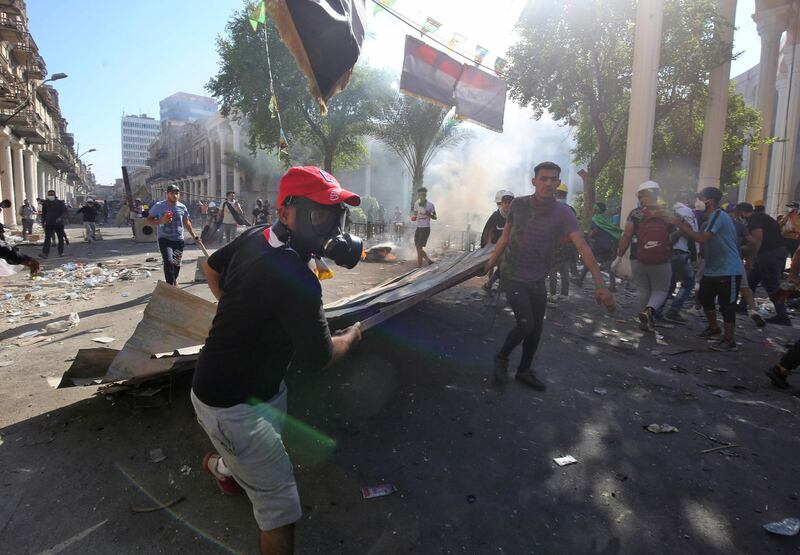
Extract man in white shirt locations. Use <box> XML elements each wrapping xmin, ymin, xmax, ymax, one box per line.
<box><xmin>658</xmin><ymin>198</ymin><xmax>699</xmax><ymax>323</ymax></box>
<box><xmin>411</xmin><ymin>187</ymin><xmax>436</xmax><ymax>267</ymax></box>
<box><xmin>219</xmin><ymin>191</ymin><xmax>245</xmax><ymax>244</ymax></box>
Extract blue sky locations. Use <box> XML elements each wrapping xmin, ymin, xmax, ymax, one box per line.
<box><xmin>27</xmin><ymin>0</ymin><xmax>761</xmax><ymax>186</ymax></box>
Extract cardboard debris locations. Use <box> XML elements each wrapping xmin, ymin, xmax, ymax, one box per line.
<box><xmin>553</xmin><ymin>455</ymin><xmax>578</xmax><ymax>467</ymax></box>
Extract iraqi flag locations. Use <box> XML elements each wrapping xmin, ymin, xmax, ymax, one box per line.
<box><xmin>399</xmin><ymin>35</ymin><xmax>461</xmax><ymax>108</ymax></box>
<box><xmin>454</xmin><ymin>65</ymin><xmax>507</xmax><ymax>132</ymax></box>
<box><xmin>266</xmin><ymin>0</ymin><xmax>366</xmax><ymax>114</ymax></box>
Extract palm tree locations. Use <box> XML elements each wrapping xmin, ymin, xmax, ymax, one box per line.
<box><xmin>371</xmin><ymin>96</ymin><xmax>469</xmax><ymax>208</ymax></box>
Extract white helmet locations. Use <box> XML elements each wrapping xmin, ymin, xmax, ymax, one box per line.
<box><xmin>208</xmin><ymin>201</ymin><xmax>217</xmax><ymax>208</ymax></box>
<box><xmin>637</xmin><ymin>180</ymin><xmax>660</xmax><ymax>192</ymax></box>
<box><xmin>494</xmin><ymin>189</ymin><xmax>514</xmax><ymax>203</ymax></box>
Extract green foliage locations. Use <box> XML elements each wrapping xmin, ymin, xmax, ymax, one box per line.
<box><xmin>207</xmin><ymin>4</ymin><xmax>394</xmax><ymax>172</ymax></box>
<box><xmin>360</xmin><ymin>195</ymin><xmax>380</xmax><ymax>217</ymax></box>
<box><xmin>506</xmin><ymin>0</ymin><xmax>744</xmax><ymax>221</ymax></box>
<box><xmin>349</xmin><ymin>207</ymin><xmax>367</xmax><ymax>223</ymax></box>
<box><xmin>370</xmin><ymin>95</ymin><xmax>470</xmax><ymax>209</ymax></box>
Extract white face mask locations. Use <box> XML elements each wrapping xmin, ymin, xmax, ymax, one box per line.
<box><xmin>47</xmin><ymin>195</ymin><xmax>55</xmax><ymax>201</ymax></box>
<box><xmin>694</xmin><ymin>200</ymin><xmax>705</xmax><ymax>211</ymax></box>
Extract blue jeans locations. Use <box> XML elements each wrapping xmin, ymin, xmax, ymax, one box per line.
<box><xmin>665</xmin><ymin>251</ymin><xmax>695</xmax><ymax>315</ymax></box>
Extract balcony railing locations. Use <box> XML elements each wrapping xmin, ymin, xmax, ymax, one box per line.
<box><xmin>28</xmin><ymin>54</ymin><xmax>45</xmax><ymax>79</ymax></box>
<box><xmin>0</xmin><ymin>0</ymin><xmax>26</xmax><ymax>15</ymax></box>
<box><xmin>0</xmin><ymin>12</ymin><xmax>23</xmax><ymax>41</ymax></box>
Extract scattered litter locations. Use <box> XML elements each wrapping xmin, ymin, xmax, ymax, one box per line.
<box><xmin>361</xmin><ymin>484</ymin><xmax>397</xmax><ymax>499</ymax></box>
<box><xmin>645</xmin><ymin>424</ymin><xmax>679</xmax><ymax>434</ymax></box>
<box><xmin>763</xmin><ymin>517</ymin><xmax>800</xmax><ymax>536</ymax></box>
<box><xmin>670</xmin><ymin>365</ymin><xmax>689</xmax><ymax>374</ymax></box>
<box><xmin>466</xmin><ymin>494</ymin><xmax>477</xmax><ymax>503</ymax></box>
<box><xmin>88</xmin><ymin>328</ymin><xmax>106</xmax><ymax>333</ymax></box>
<box><xmin>16</xmin><ymin>330</ymin><xmax>41</xmax><ymax>339</ymax></box>
<box><xmin>45</xmin><ymin>312</ymin><xmax>80</xmax><ymax>334</ymax></box>
<box><xmin>0</xmin><ymin>361</ymin><xmax>12</xmax><ymax>367</ymax></box>
<box><xmin>91</xmin><ymin>337</ymin><xmax>115</xmax><ymax>344</ymax></box>
<box><xmin>711</xmin><ymin>389</ymin><xmax>733</xmax><ymax>399</ymax></box>
<box><xmin>131</xmin><ymin>496</ymin><xmax>185</xmax><ymax>514</ymax></box>
<box><xmin>179</xmin><ymin>464</ymin><xmax>192</xmax><ymax>476</ymax></box>
<box><xmin>149</xmin><ymin>448</ymin><xmax>167</xmax><ymax>463</ymax></box>
<box><xmin>145</xmin><ymin>257</ymin><xmax>158</xmax><ymax>262</ymax></box>
<box><xmin>121</xmin><ymin>292</ymin><xmax>129</xmax><ymax>298</ymax></box>
<box><xmin>594</xmin><ymin>387</ymin><xmax>607</xmax><ymax>396</ymax></box>
<box><xmin>45</xmin><ymin>377</ymin><xmax>61</xmax><ymax>388</ymax></box>
<box><xmin>553</xmin><ymin>455</ymin><xmax>578</xmax><ymax>467</ymax></box>
<box><xmin>706</xmin><ymin>367</ymin><xmax>729</xmax><ymax>374</ymax></box>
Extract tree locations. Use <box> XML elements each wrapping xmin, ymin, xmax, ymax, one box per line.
<box><xmin>370</xmin><ymin>95</ymin><xmax>469</xmax><ymax>209</ymax></box>
<box><xmin>506</xmin><ymin>0</ymin><xmax>735</xmax><ymax>225</ymax></box>
<box><xmin>207</xmin><ymin>4</ymin><xmax>393</xmax><ymax>172</ymax></box>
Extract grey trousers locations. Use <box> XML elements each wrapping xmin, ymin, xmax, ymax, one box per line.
<box><xmin>631</xmin><ymin>260</ymin><xmax>672</xmax><ymax>312</ymax></box>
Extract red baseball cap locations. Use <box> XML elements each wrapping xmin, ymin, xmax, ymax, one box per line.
<box><xmin>277</xmin><ymin>166</ymin><xmax>360</xmax><ymax>208</ymax></box>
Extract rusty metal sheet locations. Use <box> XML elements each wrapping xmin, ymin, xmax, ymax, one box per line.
<box><xmin>102</xmin><ymin>281</ymin><xmax>216</xmax><ymax>382</ymax></box>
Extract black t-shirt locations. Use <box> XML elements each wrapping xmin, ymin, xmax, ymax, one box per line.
<box><xmin>747</xmin><ymin>213</ymin><xmax>783</xmax><ymax>253</ymax></box>
<box><xmin>481</xmin><ymin>210</ymin><xmax>506</xmax><ymax>247</ymax></box>
<box><xmin>77</xmin><ymin>204</ymin><xmax>98</xmax><ymax>222</ymax></box>
<box><xmin>252</xmin><ymin>207</ymin><xmax>268</xmax><ymax>225</ymax></box>
<box><xmin>192</xmin><ymin>225</ymin><xmax>333</xmax><ymax>408</ymax></box>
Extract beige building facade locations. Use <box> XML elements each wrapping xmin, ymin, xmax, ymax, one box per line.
<box><xmin>0</xmin><ymin>0</ymin><xmax>90</xmax><ymax>227</ymax></box>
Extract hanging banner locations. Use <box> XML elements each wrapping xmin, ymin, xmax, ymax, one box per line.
<box><xmin>399</xmin><ymin>35</ymin><xmax>461</xmax><ymax>107</ymax></box>
<box><xmin>494</xmin><ymin>57</ymin><xmax>507</xmax><ymax>76</ymax></box>
<box><xmin>454</xmin><ymin>65</ymin><xmax>507</xmax><ymax>132</ymax></box>
<box><xmin>373</xmin><ymin>0</ymin><xmax>396</xmax><ymax>15</ymax></box>
<box><xmin>447</xmin><ymin>33</ymin><xmax>466</xmax><ymax>50</ymax></box>
<box><xmin>474</xmin><ymin>45</ymin><xmax>489</xmax><ymax>65</ymax></box>
<box><xmin>249</xmin><ymin>1</ymin><xmax>266</xmax><ymax>31</ymax></box>
<box><xmin>265</xmin><ymin>0</ymin><xmax>366</xmax><ymax>114</ymax></box>
<box><xmin>421</xmin><ymin>16</ymin><xmax>442</xmax><ymax>35</ymax></box>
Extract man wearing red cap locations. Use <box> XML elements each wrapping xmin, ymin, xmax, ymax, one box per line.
<box><xmin>191</xmin><ymin>166</ymin><xmax>363</xmax><ymax>554</ymax></box>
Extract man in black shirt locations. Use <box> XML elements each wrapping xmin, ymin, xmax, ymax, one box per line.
<box><xmin>740</xmin><ymin>205</ymin><xmax>790</xmax><ymax>325</ymax></box>
<box><xmin>40</xmin><ymin>189</ymin><xmax>68</xmax><ymax>258</ymax></box>
<box><xmin>191</xmin><ymin>166</ymin><xmax>363</xmax><ymax>555</ymax></box>
<box><xmin>1</xmin><ymin>239</ymin><xmax>39</xmax><ymax>276</ymax></box>
<box><xmin>481</xmin><ymin>189</ymin><xmax>514</xmax><ymax>291</ymax></box>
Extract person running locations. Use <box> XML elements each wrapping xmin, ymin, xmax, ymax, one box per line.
<box><xmin>77</xmin><ymin>198</ymin><xmax>99</xmax><ymax>242</ymax></box>
<box><xmin>578</xmin><ymin>202</ymin><xmax>621</xmax><ymax>292</ymax></box>
<box><xmin>739</xmin><ymin>202</ymin><xmax>791</xmax><ymax>326</ymax></box>
<box><xmin>484</xmin><ymin>161</ymin><xmax>615</xmax><ymax>390</ymax></box>
<box><xmin>481</xmin><ymin>189</ymin><xmax>514</xmax><ymax>291</ymax></box>
<box><xmin>615</xmin><ymin>181</ymin><xmax>672</xmax><ymax>333</ymax></box>
<box><xmin>192</xmin><ymin>166</ymin><xmax>362</xmax><ymax>554</ymax></box>
<box><xmin>145</xmin><ymin>184</ymin><xmax>196</xmax><ymax>286</ymax></box>
<box><xmin>732</xmin><ymin>203</ymin><xmax>766</xmax><ymax>328</ymax></box>
<box><xmin>658</xmin><ymin>196</ymin><xmax>699</xmax><ymax>323</ymax></box>
<box><xmin>40</xmin><ymin>190</ymin><xmax>67</xmax><ymax>259</ymax></box>
<box><xmin>670</xmin><ymin>186</ymin><xmax>744</xmax><ymax>352</ymax></box>
<box><xmin>19</xmin><ymin>199</ymin><xmax>35</xmax><ymax>240</ymax></box>
<box><xmin>411</xmin><ymin>187</ymin><xmax>436</xmax><ymax>267</ymax></box>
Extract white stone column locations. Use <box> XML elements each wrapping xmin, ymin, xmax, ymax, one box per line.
<box><xmin>37</xmin><ymin>164</ymin><xmax>45</xmax><ymax>199</ymax></box>
<box><xmin>23</xmin><ymin>149</ymin><xmax>36</xmax><ymax>205</ymax></box>
<box><xmin>232</xmin><ymin>125</ymin><xmax>241</xmax><ymax>196</ymax></box>
<box><xmin>621</xmin><ymin>0</ymin><xmax>664</xmax><ymax>222</ymax></box>
<box><xmin>776</xmin><ymin>41</ymin><xmax>800</xmax><ymax>208</ymax></box>
<box><xmin>0</xmin><ymin>133</ymin><xmax>16</xmax><ymax>226</ymax></box>
<box><xmin>11</xmin><ymin>143</ymin><xmax>25</xmax><ymax>216</ymax></box>
<box><xmin>218</xmin><ymin>129</ymin><xmax>228</xmax><ymax>196</ymax></box>
<box><xmin>768</xmin><ymin>72</ymin><xmax>790</xmax><ymax>213</ymax></box>
<box><xmin>746</xmin><ymin>6</ymin><xmax>788</xmax><ymax>203</ymax></box>
<box><xmin>209</xmin><ymin>135</ymin><xmax>218</xmax><ymax>200</ymax></box>
<box><xmin>697</xmin><ymin>0</ymin><xmax>736</xmax><ymax>192</ymax></box>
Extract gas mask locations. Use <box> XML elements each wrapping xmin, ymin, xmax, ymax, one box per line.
<box><xmin>287</xmin><ymin>197</ymin><xmax>363</xmax><ymax>269</ymax></box>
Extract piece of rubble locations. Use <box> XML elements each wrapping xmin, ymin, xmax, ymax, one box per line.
<box><xmin>645</xmin><ymin>424</ymin><xmax>679</xmax><ymax>433</ymax></box>
<box><xmin>553</xmin><ymin>455</ymin><xmax>578</xmax><ymax>466</ymax></box>
<box><xmin>91</xmin><ymin>337</ymin><xmax>115</xmax><ymax>344</ymax></box>
<box><xmin>45</xmin><ymin>313</ymin><xmax>80</xmax><ymax>334</ymax></box>
<box><xmin>762</xmin><ymin>517</ymin><xmax>800</xmax><ymax>536</ymax></box>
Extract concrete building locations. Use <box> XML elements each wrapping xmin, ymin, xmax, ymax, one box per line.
<box><xmin>159</xmin><ymin>92</ymin><xmax>217</xmax><ymax>124</ymax></box>
<box><xmin>120</xmin><ymin>113</ymin><xmax>159</xmax><ymax>169</ymax></box>
<box><xmin>147</xmin><ymin>113</ymin><xmax>264</xmax><ymax>205</ymax></box>
<box><xmin>0</xmin><ymin>0</ymin><xmax>87</xmax><ymax>226</ymax></box>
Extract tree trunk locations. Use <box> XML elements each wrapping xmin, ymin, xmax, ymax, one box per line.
<box><xmin>578</xmin><ymin>168</ymin><xmax>595</xmax><ymax>230</ymax></box>
<box><xmin>323</xmin><ymin>149</ymin><xmax>334</xmax><ymax>173</ymax></box>
<box><xmin>410</xmin><ymin>167</ymin><xmax>424</xmax><ymax>211</ymax></box>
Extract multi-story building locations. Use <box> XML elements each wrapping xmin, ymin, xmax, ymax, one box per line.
<box><xmin>121</xmin><ymin>113</ymin><xmax>159</xmax><ymax>169</ymax></box>
<box><xmin>159</xmin><ymin>92</ymin><xmax>217</xmax><ymax>124</ymax></box>
<box><xmin>0</xmin><ymin>0</ymin><xmax>86</xmax><ymax>226</ymax></box>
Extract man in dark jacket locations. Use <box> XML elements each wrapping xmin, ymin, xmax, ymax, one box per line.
<box><xmin>1</xmin><ymin>239</ymin><xmax>39</xmax><ymax>276</ymax></box>
<box><xmin>77</xmin><ymin>198</ymin><xmax>99</xmax><ymax>242</ymax></box>
<box><xmin>41</xmin><ymin>189</ymin><xmax>68</xmax><ymax>258</ymax></box>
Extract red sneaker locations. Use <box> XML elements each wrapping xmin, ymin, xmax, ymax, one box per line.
<box><xmin>202</xmin><ymin>452</ymin><xmax>243</xmax><ymax>495</ymax></box>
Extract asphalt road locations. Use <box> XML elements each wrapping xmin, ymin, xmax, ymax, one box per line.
<box><xmin>1</xmin><ymin>226</ymin><xmax>799</xmax><ymax>554</ymax></box>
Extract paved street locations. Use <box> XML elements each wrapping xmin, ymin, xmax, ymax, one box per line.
<box><xmin>1</xmin><ymin>225</ymin><xmax>800</xmax><ymax>554</ymax></box>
